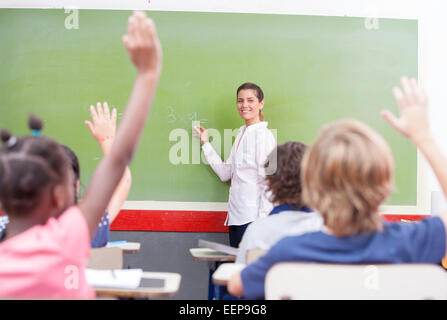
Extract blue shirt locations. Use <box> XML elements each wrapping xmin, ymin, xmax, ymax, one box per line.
<box><xmin>268</xmin><ymin>204</ymin><xmax>312</xmax><ymax>216</ymax></box>
<box><xmin>90</xmin><ymin>213</ymin><xmax>110</xmax><ymax>248</ymax></box>
<box><xmin>0</xmin><ymin>212</ymin><xmax>110</xmax><ymax>248</ymax></box>
<box><xmin>241</xmin><ymin>217</ymin><xmax>446</xmax><ymax>299</ymax></box>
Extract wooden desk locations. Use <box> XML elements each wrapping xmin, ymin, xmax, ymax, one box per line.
<box><xmin>189</xmin><ymin>248</ymin><xmax>235</xmax><ymax>300</ymax></box>
<box><xmin>106</xmin><ymin>242</ymin><xmax>141</xmax><ymax>254</ymax></box>
<box><xmin>94</xmin><ymin>271</ymin><xmax>181</xmax><ymax>299</ymax></box>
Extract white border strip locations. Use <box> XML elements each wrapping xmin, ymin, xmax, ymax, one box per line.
<box><xmin>0</xmin><ymin>0</ymin><xmax>422</xmax><ymax>19</ymax></box>
<box><xmin>122</xmin><ymin>201</ymin><xmax>229</xmax><ymax>211</ymax></box>
<box><xmin>121</xmin><ymin>201</ymin><xmax>429</xmax><ymax>216</ymax></box>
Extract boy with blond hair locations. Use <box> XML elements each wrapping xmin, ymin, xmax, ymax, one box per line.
<box><xmin>228</xmin><ymin>77</ymin><xmax>447</xmax><ymax>299</ymax></box>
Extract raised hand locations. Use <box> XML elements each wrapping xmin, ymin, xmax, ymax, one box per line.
<box><xmin>79</xmin><ymin>11</ymin><xmax>161</xmax><ymax>240</ymax></box>
<box><xmin>382</xmin><ymin>78</ymin><xmax>447</xmax><ymax>235</ymax></box>
<box><xmin>85</xmin><ymin>102</ymin><xmax>117</xmax><ymax>146</ymax></box>
<box><xmin>122</xmin><ymin>11</ymin><xmax>162</xmax><ymax>75</ymax></box>
<box><xmin>381</xmin><ymin>76</ymin><xmax>430</xmax><ymax>144</ymax></box>
<box><xmin>193</xmin><ymin>125</ymin><xmax>209</xmax><ymax>145</ymax></box>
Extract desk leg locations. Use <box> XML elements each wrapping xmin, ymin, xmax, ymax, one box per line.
<box><xmin>215</xmin><ymin>283</ymin><xmax>223</xmax><ymax>300</ymax></box>
<box><xmin>207</xmin><ymin>267</ymin><xmax>214</xmax><ymax>300</ymax></box>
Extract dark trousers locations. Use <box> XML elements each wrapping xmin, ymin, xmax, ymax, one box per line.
<box><xmin>229</xmin><ymin>222</ymin><xmax>251</xmax><ymax>248</ymax></box>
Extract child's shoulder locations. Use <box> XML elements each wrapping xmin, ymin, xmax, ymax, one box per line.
<box><xmin>381</xmin><ymin>216</ymin><xmax>446</xmax><ymax>248</ymax></box>
<box><xmin>274</xmin><ymin>229</ymin><xmax>327</xmax><ymax>250</ymax></box>
<box><xmin>55</xmin><ymin>206</ymin><xmax>87</xmax><ymax>231</ymax></box>
<box><xmin>383</xmin><ymin>216</ymin><xmax>444</xmax><ymax>235</ymax></box>
<box><xmin>248</xmin><ymin>212</ymin><xmax>298</xmax><ymax>232</ymax></box>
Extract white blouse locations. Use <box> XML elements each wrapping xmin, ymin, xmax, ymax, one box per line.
<box><xmin>201</xmin><ymin>122</ymin><xmax>277</xmax><ymax>226</ymax></box>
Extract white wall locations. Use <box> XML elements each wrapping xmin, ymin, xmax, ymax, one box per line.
<box><xmin>2</xmin><ymin>0</ymin><xmax>447</xmax><ymax>214</ymax></box>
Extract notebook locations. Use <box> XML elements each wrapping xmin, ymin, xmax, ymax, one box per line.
<box><xmin>85</xmin><ymin>268</ymin><xmax>143</xmax><ymax>289</ymax></box>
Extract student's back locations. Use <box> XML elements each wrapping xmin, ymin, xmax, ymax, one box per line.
<box><xmin>236</xmin><ymin>208</ymin><xmax>323</xmax><ymax>264</ymax></box>
<box><xmin>241</xmin><ymin>217</ymin><xmax>444</xmax><ymax>299</ymax></box>
<box><xmin>0</xmin><ymin>206</ymin><xmax>93</xmax><ymax>298</ymax></box>
<box><xmin>275</xmin><ymin>219</ymin><xmax>443</xmax><ymax>264</ymax></box>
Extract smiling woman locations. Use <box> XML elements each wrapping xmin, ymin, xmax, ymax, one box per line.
<box><xmin>193</xmin><ymin>82</ymin><xmax>277</xmax><ymax>247</ymax></box>
<box><xmin>236</xmin><ymin>83</ymin><xmax>265</xmax><ymax>124</ymax></box>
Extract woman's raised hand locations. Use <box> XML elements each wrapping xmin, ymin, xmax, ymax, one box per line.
<box><xmin>193</xmin><ymin>125</ymin><xmax>209</xmax><ymax>145</ymax></box>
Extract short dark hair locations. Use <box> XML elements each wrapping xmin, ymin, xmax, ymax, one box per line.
<box><xmin>265</xmin><ymin>142</ymin><xmax>307</xmax><ymax>207</ymax></box>
<box><xmin>0</xmin><ymin>118</ymin><xmax>70</xmax><ymax>216</ymax></box>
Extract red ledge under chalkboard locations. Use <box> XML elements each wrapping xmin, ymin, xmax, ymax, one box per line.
<box><xmin>109</xmin><ymin>210</ymin><xmax>429</xmax><ymax>232</ymax></box>
<box><xmin>110</xmin><ymin>210</ymin><xmax>229</xmax><ymax>232</ymax></box>
<box><xmin>0</xmin><ymin>210</ymin><xmax>431</xmax><ymax>232</ymax></box>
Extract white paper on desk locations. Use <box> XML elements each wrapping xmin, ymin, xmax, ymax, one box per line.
<box><xmin>86</xmin><ymin>268</ymin><xmax>143</xmax><ymax>289</ymax></box>
<box><xmin>212</xmin><ymin>263</ymin><xmax>246</xmax><ymax>282</ymax></box>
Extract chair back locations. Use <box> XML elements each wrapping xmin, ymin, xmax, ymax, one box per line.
<box><xmin>88</xmin><ymin>247</ymin><xmax>123</xmax><ymax>270</ymax></box>
<box><xmin>265</xmin><ymin>263</ymin><xmax>447</xmax><ymax>300</ymax></box>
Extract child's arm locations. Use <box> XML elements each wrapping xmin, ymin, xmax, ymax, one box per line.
<box><xmin>255</xmin><ymin>131</ymin><xmax>276</xmax><ymax>218</ymax></box>
<box><xmin>381</xmin><ymin>77</ymin><xmax>447</xmax><ymax>229</ymax></box>
<box><xmin>85</xmin><ymin>102</ymin><xmax>132</xmax><ymax>222</ymax></box>
<box><xmin>78</xmin><ymin>11</ymin><xmax>162</xmax><ymax>239</ymax></box>
<box><xmin>228</xmin><ymin>271</ymin><xmax>244</xmax><ymax>297</ymax></box>
<box><xmin>193</xmin><ymin>125</ymin><xmax>232</xmax><ymax>182</ymax></box>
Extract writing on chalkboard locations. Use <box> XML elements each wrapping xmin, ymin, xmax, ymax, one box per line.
<box><xmin>166</xmin><ymin>106</ymin><xmax>208</xmax><ymax>125</ymax></box>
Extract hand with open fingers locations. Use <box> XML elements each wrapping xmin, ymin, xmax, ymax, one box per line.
<box><xmin>122</xmin><ymin>11</ymin><xmax>162</xmax><ymax>75</ymax></box>
<box><xmin>193</xmin><ymin>125</ymin><xmax>209</xmax><ymax>145</ymax></box>
<box><xmin>85</xmin><ymin>102</ymin><xmax>117</xmax><ymax>145</ymax></box>
<box><xmin>381</xmin><ymin>76</ymin><xmax>430</xmax><ymax>144</ymax></box>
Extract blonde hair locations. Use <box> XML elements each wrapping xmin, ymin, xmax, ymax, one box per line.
<box><xmin>301</xmin><ymin>119</ymin><xmax>394</xmax><ymax>237</ymax></box>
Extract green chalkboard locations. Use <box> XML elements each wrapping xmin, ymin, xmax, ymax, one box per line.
<box><xmin>0</xmin><ymin>9</ymin><xmax>417</xmax><ymax>204</ymax></box>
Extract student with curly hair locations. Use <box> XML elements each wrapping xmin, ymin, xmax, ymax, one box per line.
<box><xmin>235</xmin><ymin>142</ymin><xmax>323</xmax><ymax>264</ymax></box>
